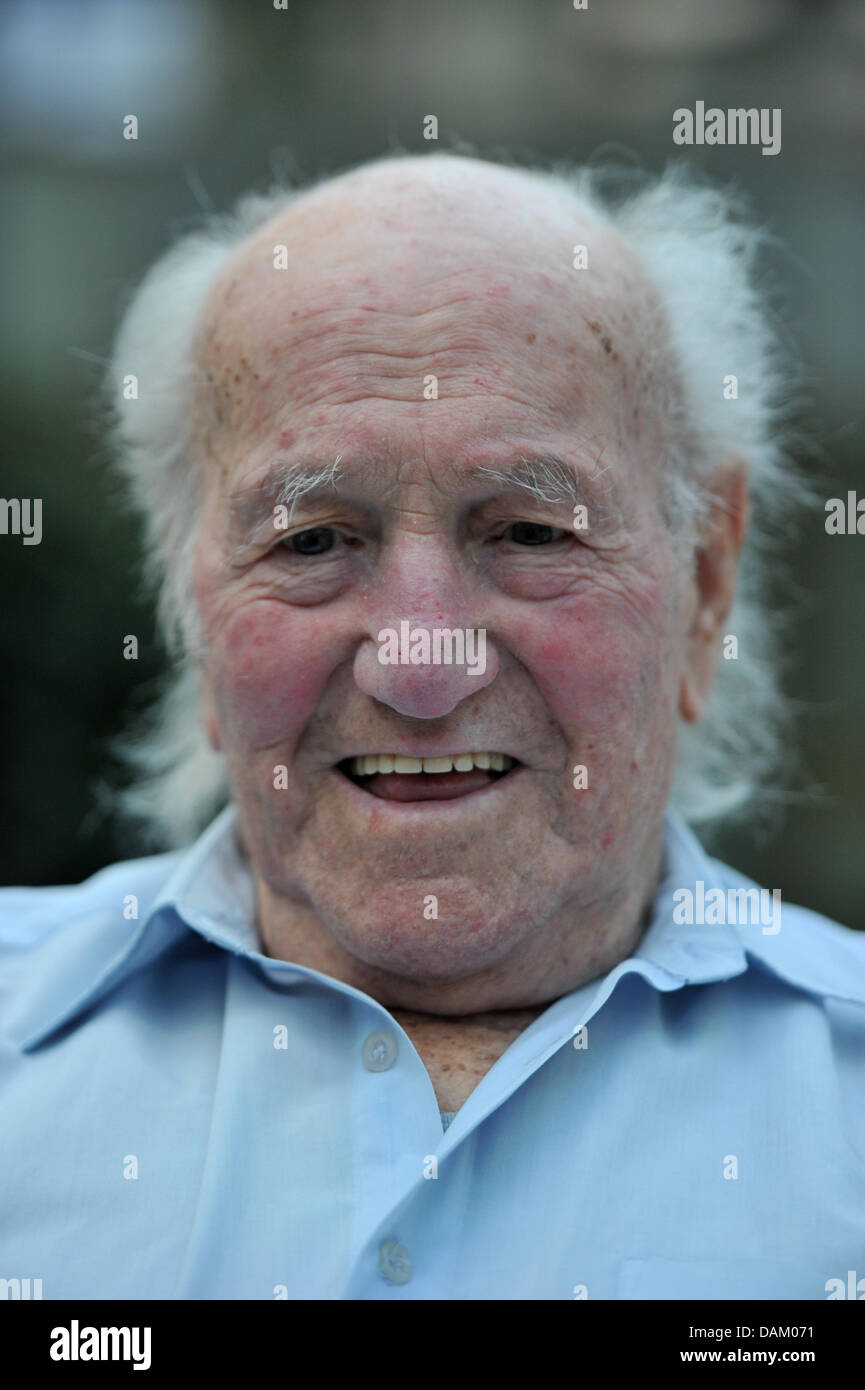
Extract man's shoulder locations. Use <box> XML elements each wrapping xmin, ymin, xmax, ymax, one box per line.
<box><xmin>0</xmin><ymin>848</ymin><xmax>184</xmax><ymax>952</ymax></box>
<box><xmin>0</xmin><ymin>847</ymin><xmax>193</xmax><ymax>1052</ymax></box>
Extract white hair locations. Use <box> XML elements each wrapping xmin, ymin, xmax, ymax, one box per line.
<box><xmin>104</xmin><ymin>154</ymin><xmax>813</xmax><ymax>848</ymax></box>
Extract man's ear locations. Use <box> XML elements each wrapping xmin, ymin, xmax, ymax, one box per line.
<box><xmin>200</xmin><ymin>674</ymin><xmax>222</xmax><ymax>752</ymax></box>
<box><xmin>679</xmin><ymin>459</ymin><xmax>749</xmax><ymax>724</ymax></box>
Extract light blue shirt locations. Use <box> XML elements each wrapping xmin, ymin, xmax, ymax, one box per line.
<box><xmin>1</xmin><ymin>809</ymin><xmax>863</xmax><ymax>1300</ymax></box>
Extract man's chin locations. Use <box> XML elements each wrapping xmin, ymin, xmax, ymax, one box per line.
<box><xmin>316</xmin><ymin>885</ymin><xmax>542</xmax><ymax>984</ymax></box>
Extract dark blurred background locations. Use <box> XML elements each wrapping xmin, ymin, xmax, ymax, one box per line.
<box><xmin>0</xmin><ymin>0</ymin><xmax>862</xmax><ymax>925</ymax></box>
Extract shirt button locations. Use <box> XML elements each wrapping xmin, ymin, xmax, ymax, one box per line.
<box><xmin>362</xmin><ymin>1031</ymin><xmax>397</xmax><ymax>1071</ymax></box>
<box><xmin>379</xmin><ymin>1239</ymin><xmax>412</xmax><ymax>1285</ymax></box>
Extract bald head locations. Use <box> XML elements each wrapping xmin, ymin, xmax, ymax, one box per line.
<box><xmin>192</xmin><ymin>154</ymin><xmax>674</xmax><ymax>489</ymax></box>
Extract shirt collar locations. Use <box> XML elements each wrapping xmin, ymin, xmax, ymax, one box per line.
<box><xmin>633</xmin><ymin>816</ymin><xmax>865</xmax><ymax>1007</ymax></box>
<box><xmin>151</xmin><ymin>805</ymin><xmax>258</xmax><ymax>954</ymax></box>
<box><xmin>631</xmin><ymin>814</ymin><xmax>748</xmax><ymax>984</ymax></box>
<box><xmin>10</xmin><ymin>806</ymin><xmax>862</xmax><ymax>1052</ymax></box>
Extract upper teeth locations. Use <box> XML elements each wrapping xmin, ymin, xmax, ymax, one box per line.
<box><xmin>349</xmin><ymin>752</ymin><xmax>514</xmax><ymax>775</ymax></box>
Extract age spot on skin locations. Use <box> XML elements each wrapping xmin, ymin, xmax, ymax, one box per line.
<box><xmin>585</xmin><ymin>316</ymin><xmax>619</xmax><ymax>362</ymax></box>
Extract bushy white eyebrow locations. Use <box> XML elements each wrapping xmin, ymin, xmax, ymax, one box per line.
<box><xmin>274</xmin><ymin>456</ymin><xmax>343</xmax><ymax>519</ymax></box>
<box><xmin>227</xmin><ymin>451</ymin><xmax>621</xmax><ymax>553</ymax></box>
<box><xmin>474</xmin><ymin>456</ymin><xmax>595</xmax><ymax>507</ymax></box>
<box><xmin>226</xmin><ymin>456</ymin><xmax>344</xmax><ymax>539</ymax></box>
<box><xmin>473</xmin><ymin>454</ymin><xmax>624</xmax><ymax>534</ymax></box>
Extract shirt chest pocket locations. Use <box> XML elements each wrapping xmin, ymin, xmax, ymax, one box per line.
<box><xmin>615</xmin><ymin>1257</ymin><xmax>818</xmax><ymax>1300</ymax></box>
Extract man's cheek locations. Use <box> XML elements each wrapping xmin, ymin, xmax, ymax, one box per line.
<box><xmin>523</xmin><ymin>615</ymin><xmax>664</xmax><ymax>721</ymax></box>
<box><xmin>207</xmin><ymin>608</ymin><xmax>332</xmax><ymax>749</ymax></box>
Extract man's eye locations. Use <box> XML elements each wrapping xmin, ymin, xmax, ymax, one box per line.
<box><xmin>282</xmin><ymin>526</ymin><xmax>337</xmax><ymax>556</ymax></box>
<box><xmin>505</xmin><ymin>522</ymin><xmax>564</xmax><ymax>546</ymax></box>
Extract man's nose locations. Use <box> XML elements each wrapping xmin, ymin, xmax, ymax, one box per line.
<box><xmin>353</xmin><ymin>617</ymin><xmax>499</xmax><ymax>718</ymax></box>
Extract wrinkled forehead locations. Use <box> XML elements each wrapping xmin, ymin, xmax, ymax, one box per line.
<box><xmin>207</xmin><ymin>167</ymin><xmax>650</xmax><ymax>345</ymax></box>
<box><xmin>193</xmin><ymin>162</ymin><xmax>671</xmax><ymax>471</ymax></box>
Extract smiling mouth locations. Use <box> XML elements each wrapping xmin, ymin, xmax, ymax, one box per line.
<box><xmin>337</xmin><ymin>752</ymin><xmax>519</xmax><ymax>802</ymax></box>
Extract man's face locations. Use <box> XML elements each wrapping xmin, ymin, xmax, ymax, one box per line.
<box><xmin>192</xmin><ymin>161</ymin><xmax>695</xmax><ymax>999</ymax></box>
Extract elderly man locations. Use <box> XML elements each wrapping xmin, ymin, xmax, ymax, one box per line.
<box><xmin>1</xmin><ymin>154</ymin><xmax>862</xmax><ymax>1302</ymax></box>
